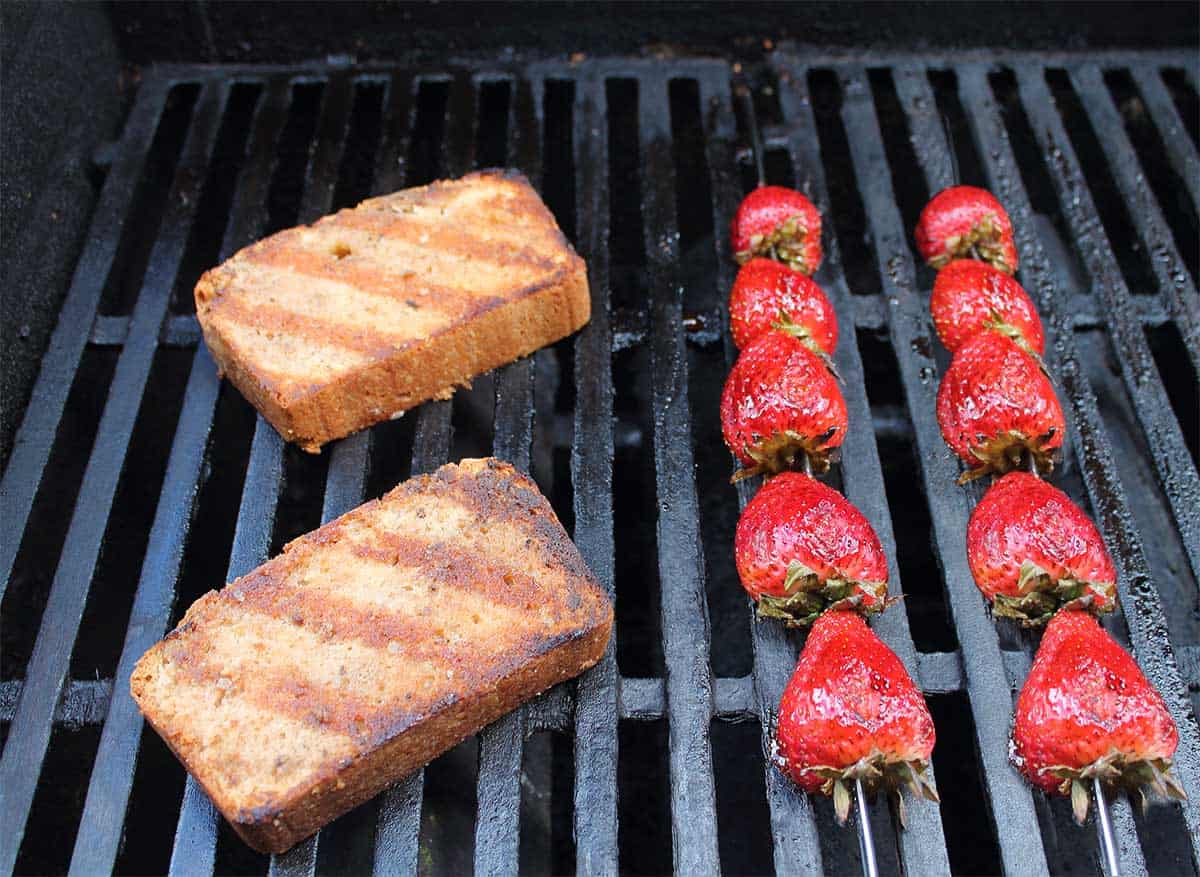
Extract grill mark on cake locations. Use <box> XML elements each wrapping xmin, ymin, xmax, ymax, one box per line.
<box><xmin>213</xmin><ymin>296</ymin><xmax>414</xmax><ymax>357</ymax></box>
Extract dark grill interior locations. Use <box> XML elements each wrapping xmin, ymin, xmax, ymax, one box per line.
<box><xmin>1</xmin><ymin>46</ymin><xmax>1199</xmax><ymax>875</ymax></box>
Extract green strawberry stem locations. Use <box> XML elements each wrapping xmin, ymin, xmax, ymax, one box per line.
<box><xmin>930</xmin><ymin>214</ymin><xmax>1014</xmax><ymax>274</ymax></box>
<box><xmin>960</xmin><ymin>428</ymin><xmax>1058</xmax><ymax>484</ymax></box>
<box><xmin>772</xmin><ymin>313</ymin><xmax>841</xmax><ymax>380</ymax></box>
<box><xmin>757</xmin><ymin>561</ymin><xmax>893</xmax><ymax>627</ymax></box>
<box><xmin>1044</xmin><ymin>750</ymin><xmax>1186</xmax><ymax>825</ymax></box>
<box><xmin>732</xmin><ymin>429</ymin><xmax>840</xmax><ymax>483</ymax></box>
<box><xmin>737</xmin><ymin>214</ymin><xmax>813</xmax><ymax>274</ymax></box>
<box><xmin>799</xmin><ymin>751</ymin><xmax>940</xmax><ymax>828</ymax></box>
<box><xmin>990</xmin><ymin>561</ymin><xmax>1116</xmax><ymax>627</ymax></box>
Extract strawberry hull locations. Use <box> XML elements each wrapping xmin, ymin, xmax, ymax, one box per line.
<box><xmin>735</xmin><ymin>472</ymin><xmax>888</xmax><ymax>625</ymax></box>
<box><xmin>731</xmin><ymin>185</ymin><xmax>823</xmax><ymax>275</ymax></box>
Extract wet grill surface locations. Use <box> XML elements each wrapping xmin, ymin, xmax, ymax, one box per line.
<box><xmin>0</xmin><ymin>48</ymin><xmax>1198</xmax><ymax>875</ymax></box>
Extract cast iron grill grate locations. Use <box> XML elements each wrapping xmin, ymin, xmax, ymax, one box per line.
<box><xmin>0</xmin><ymin>48</ymin><xmax>1198</xmax><ymax>875</ymax></box>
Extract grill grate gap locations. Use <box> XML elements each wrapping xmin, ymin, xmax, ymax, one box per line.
<box><xmin>1</xmin><ymin>346</ymin><xmax>118</xmax><ymax>680</ymax></box>
<box><xmin>264</xmin><ymin>81</ymin><xmax>325</xmax><ymax>236</ymax></box>
<box><xmin>408</xmin><ymin>79</ymin><xmax>451</xmax><ymax>184</ymax></box>
<box><xmin>418</xmin><ymin>739</ymin><xmax>479</xmax><ymax>875</ymax></box>
<box><xmin>70</xmin><ymin>347</ymin><xmax>193</xmax><ymax>680</ymax></box>
<box><xmin>476</xmin><ymin>79</ymin><xmax>512</xmax><ymax>169</ymax></box>
<box><xmin>15</xmin><ymin>725</ymin><xmax>101</xmax><ymax>875</ymax></box>
<box><xmin>807</xmin><ymin>69</ymin><xmax>881</xmax><ymax>296</ymax></box>
<box><xmin>926</xmin><ymin>69</ymin><xmax>985</xmax><ymax>188</ymax></box>
<box><xmin>926</xmin><ymin>693</ymin><xmax>1002</xmax><ymax>875</ymax></box>
<box><xmin>870</xmin><ymin>68</ymin><xmax>933</xmax><ymax>237</ymax></box>
<box><xmin>517</xmin><ymin>730</ymin><xmax>575</xmax><ymax>874</ymax></box>
<box><xmin>331</xmin><ymin>80</ymin><xmax>387</xmax><ymax>211</ymax></box>
<box><xmin>1104</xmin><ymin>69</ymin><xmax>1200</xmax><ymax>286</ymax></box>
<box><xmin>112</xmin><ymin>723</ymin><xmax>186</xmax><ymax>876</ymax></box>
<box><xmin>1145</xmin><ymin>323</ymin><xmax>1199</xmax><ymax>467</ymax></box>
<box><xmin>856</xmin><ymin>328</ymin><xmax>959</xmax><ymax>653</ymax></box>
<box><xmin>711</xmin><ymin>719</ymin><xmax>774</xmax><ymax>875</ymax></box>
<box><xmin>617</xmin><ymin>719</ymin><xmax>671</xmax><ymax>875</ymax></box>
<box><xmin>99</xmin><ymin>84</ymin><xmax>201</xmax><ymax>316</ymax></box>
<box><xmin>1045</xmin><ymin>69</ymin><xmax>1159</xmax><ymax>296</ymax></box>
<box><xmin>606</xmin><ymin>78</ymin><xmax>647</xmax><ymax>310</ymax></box>
<box><xmin>1161</xmin><ymin>67</ymin><xmax>1200</xmax><ymax>148</ymax></box>
<box><xmin>169</xmin><ymin>82</ymin><xmax>263</xmax><ymax>314</ymax></box>
<box><xmin>170</xmin><ymin>386</ymin><xmax>257</xmax><ymax>625</ymax></box>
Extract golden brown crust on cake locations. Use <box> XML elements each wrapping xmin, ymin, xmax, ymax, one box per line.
<box><xmin>130</xmin><ymin>458</ymin><xmax>611</xmax><ymax>853</ymax></box>
<box><xmin>195</xmin><ymin>171</ymin><xmax>590</xmax><ymax>452</ymax></box>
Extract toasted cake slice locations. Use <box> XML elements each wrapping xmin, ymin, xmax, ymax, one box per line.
<box><xmin>131</xmin><ymin>458</ymin><xmax>611</xmax><ymax>854</ymax></box>
<box><xmin>195</xmin><ymin>170</ymin><xmax>589</xmax><ymax>452</ymax></box>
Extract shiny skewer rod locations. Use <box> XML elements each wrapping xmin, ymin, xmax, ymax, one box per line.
<box><xmin>1024</xmin><ymin>452</ymin><xmax>1120</xmax><ymax>874</ymax></box>
<box><xmin>855</xmin><ymin>778</ymin><xmax>880</xmax><ymax>877</ymax></box>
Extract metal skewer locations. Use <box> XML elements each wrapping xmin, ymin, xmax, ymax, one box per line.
<box><xmin>1094</xmin><ymin>777</ymin><xmax>1121</xmax><ymax>876</ymax></box>
<box><xmin>1024</xmin><ymin>451</ymin><xmax>1121</xmax><ymax>874</ymax></box>
<box><xmin>855</xmin><ymin>777</ymin><xmax>880</xmax><ymax>877</ymax></box>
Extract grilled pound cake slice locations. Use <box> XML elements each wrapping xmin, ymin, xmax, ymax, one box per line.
<box><xmin>195</xmin><ymin>170</ymin><xmax>589</xmax><ymax>452</ymax></box>
<box><xmin>131</xmin><ymin>458</ymin><xmax>611</xmax><ymax>854</ymax></box>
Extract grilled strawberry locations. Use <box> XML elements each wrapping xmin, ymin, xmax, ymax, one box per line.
<box><xmin>729</xmin><ymin>257</ymin><xmax>838</xmax><ymax>357</ymax></box>
<box><xmin>1012</xmin><ymin>610</ymin><xmax>1183</xmax><ymax>823</ymax></box>
<box><xmin>968</xmin><ymin>472</ymin><xmax>1116</xmax><ymax>625</ymax></box>
<box><xmin>773</xmin><ymin>611</ymin><xmax>939</xmax><ymax>825</ymax></box>
<box><xmin>931</xmin><ymin>259</ymin><xmax>1044</xmax><ymax>355</ymax></box>
<box><xmin>721</xmin><ymin>330</ymin><xmax>847</xmax><ymax>480</ymax></box>
<box><xmin>936</xmin><ymin>329</ymin><xmax>1064</xmax><ymax>482</ymax></box>
<box><xmin>735</xmin><ymin>472</ymin><xmax>889</xmax><ymax>625</ymax></box>
<box><xmin>915</xmin><ymin>185</ymin><xmax>1018</xmax><ymax>274</ymax></box>
<box><xmin>731</xmin><ymin>185</ymin><xmax>823</xmax><ymax>275</ymax></box>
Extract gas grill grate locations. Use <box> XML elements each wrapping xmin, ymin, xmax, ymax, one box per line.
<box><xmin>1</xmin><ymin>49</ymin><xmax>1198</xmax><ymax>875</ymax></box>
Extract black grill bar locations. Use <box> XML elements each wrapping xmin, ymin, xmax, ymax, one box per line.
<box><xmin>819</xmin><ymin>63</ymin><xmax>1052</xmax><ymax>875</ymax></box>
<box><xmin>0</xmin><ymin>80</ymin><xmax>231</xmax><ymax>875</ymax></box>
<box><xmin>0</xmin><ymin>76</ymin><xmax>170</xmax><ymax>600</ymax></box>
<box><xmin>1069</xmin><ymin>66</ymin><xmax>1200</xmax><ymax>372</ymax></box>
<box><xmin>66</xmin><ymin>76</ymin><xmax>291</xmax><ymax>876</ymax></box>
<box><xmin>956</xmin><ymin>62</ymin><xmax>1200</xmax><ymax>865</ymax></box>
<box><xmin>473</xmin><ymin>70</ymin><xmax>541</xmax><ymax>877</ymax></box>
<box><xmin>639</xmin><ymin>71</ymin><xmax>722</xmax><ymax>876</ymax></box>
<box><xmin>569</xmin><ymin>68</ymin><xmax>621</xmax><ymax>877</ymax></box>
<box><xmin>769</xmin><ymin>72</ymin><xmax>953</xmax><ymax>874</ymax></box>
<box><xmin>1129</xmin><ymin>67</ymin><xmax>1200</xmax><ymax>211</ymax></box>
<box><xmin>1015</xmin><ymin>66</ymin><xmax>1200</xmax><ymax>590</ymax></box>
<box><xmin>890</xmin><ymin>63</ymin><xmax>1153</xmax><ymax>874</ymax></box>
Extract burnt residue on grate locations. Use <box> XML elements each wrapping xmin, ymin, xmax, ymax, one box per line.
<box><xmin>0</xmin><ymin>50</ymin><xmax>1197</xmax><ymax>877</ymax></box>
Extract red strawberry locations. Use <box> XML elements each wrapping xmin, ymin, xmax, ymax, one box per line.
<box><xmin>931</xmin><ymin>259</ymin><xmax>1044</xmax><ymax>355</ymax></box>
<box><xmin>968</xmin><ymin>472</ymin><xmax>1117</xmax><ymax>625</ymax></box>
<box><xmin>915</xmin><ymin>185</ymin><xmax>1018</xmax><ymax>274</ymax></box>
<box><xmin>729</xmin><ymin>258</ymin><xmax>838</xmax><ymax>357</ymax></box>
<box><xmin>1012</xmin><ymin>611</ymin><xmax>1183</xmax><ymax>823</ymax></box>
<box><xmin>735</xmin><ymin>472</ymin><xmax>889</xmax><ymax>625</ymax></box>
<box><xmin>936</xmin><ymin>329</ymin><xmax>1064</xmax><ymax>482</ymax></box>
<box><xmin>773</xmin><ymin>611</ymin><xmax>939</xmax><ymax>825</ymax></box>
<box><xmin>721</xmin><ymin>330</ymin><xmax>847</xmax><ymax>480</ymax></box>
<box><xmin>731</xmin><ymin>185</ymin><xmax>823</xmax><ymax>275</ymax></box>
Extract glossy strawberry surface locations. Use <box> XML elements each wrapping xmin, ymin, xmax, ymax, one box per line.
<box><xmin>729</xmin><ymin>257</ymin><xmax>838</xmax><ymax>354</ymax></box>
<box><xmin>731</xmin><ymin>185</ymin><xmax>823</xmax><ymax>275</ymax></box>
<box><xmin>967</xmin><ymin>472</ymin><xmax>1116</xmax><ymax>624</ymax></box>
<box><xmin>721</xmin><ymin>330</ymin><xmax>847</xmax><ymax>479</ymax></box>
<box><xmin>936</xmin><ymin>330</ymin><xmax>1064</xmax><ymax>481</ymax></box>
<box><xmin>915</xmin><ymin>185</ymin><xmax>1018</xmax><ymax>274</ymax></box>
<box><xmin>931</xmin><ymin>259</ymin><xmax>1044</xmax><ymax>355</ymax></box>
<box><xmin>774</xmin><ymin>612</ymin><xmax>938</xmax><ymax>822</ymax></box>
<box><xmin>1012</xmin><ymin>611</ymin><xmax>1180</xmax><ymax>819</ymax></box>
<box><xmin>735</xmin><ymin>472</ymin><xmax>888</xmax><ymax>624</ymax></box>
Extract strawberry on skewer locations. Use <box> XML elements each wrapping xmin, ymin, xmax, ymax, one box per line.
<box><xmin>931</xmin><ymin>259</ymin><xmax>1044</xmax><ymax>355</ymax></box>
<box><xmin>915</xmin><ymin>185</ymin><xmax>1018</xmax><ymax>274</ymax></box>
<box><xmin>1012</xmin><ymin>610</ymin><xmax>1184</xmax><ymax>824</ymax></box>
<box><xmin>773</xmin><ymin>611</ymin><xmax>939</xmax><ymax>826</ymax></box>
<box><xmin>968</xmin><ymin>472</ymin><xmax>1117</xmax><ymax>625</ymax></box>
<box><xmin>731</xmin><ymin>185</ymin><xmax>823</xmax><ymax>275</ymax></box>
<box><xmin>735</xmin><ymin>472</ymin><xmax>890</xmax><ymax>626</ymax></box>
<box><xmin>936</xmin><ymin>328</ymin><xmax>1065</xmax><ymax>482</ymax></box>
<box><xmin>721</xmin><ymin>329</ymin><xmax>847</xmax><ymax>480</ymax></box>
<box><xmin>729</xmin><ymin>257</ymin><xmax>838</xmax><ymax>357</ymax></box>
